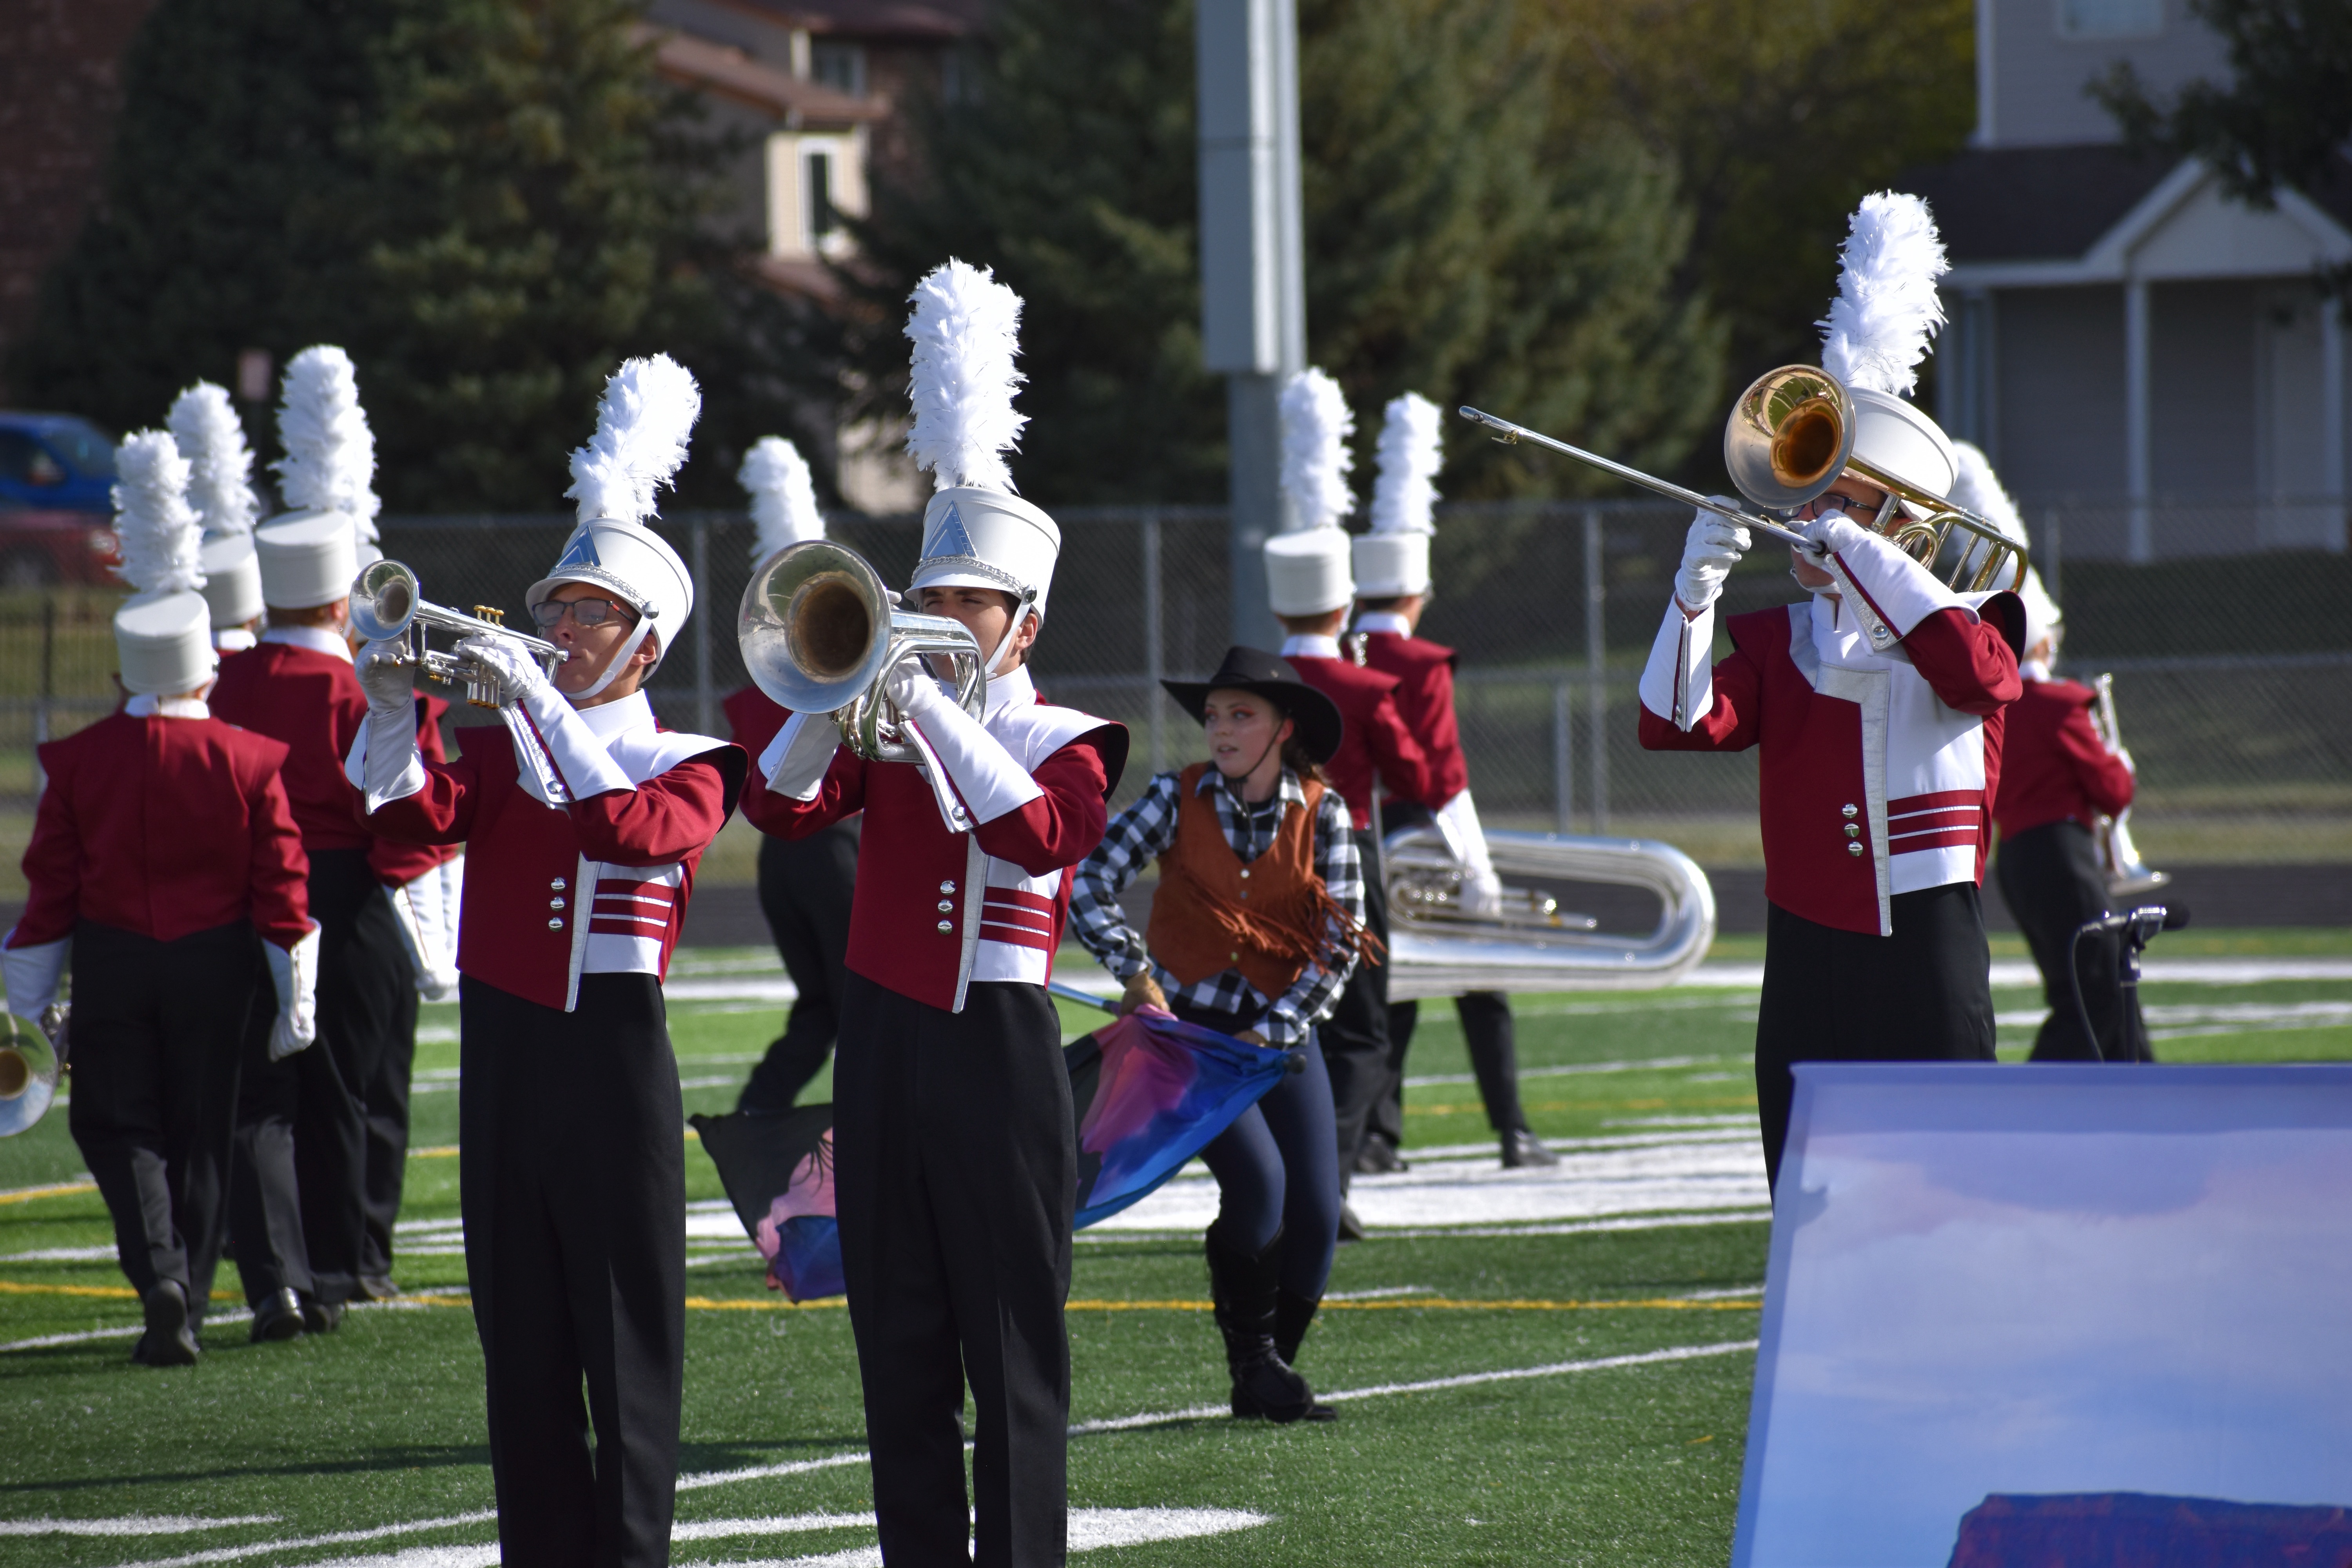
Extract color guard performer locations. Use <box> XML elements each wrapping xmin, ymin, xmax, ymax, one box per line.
<box><xmin>349</xmin><ymin>355</ymin><xmax>742</xmax><ymax>1566</ymax></box>
<box><xmin>742</xmin><ymin>262</ymin><xmax>1124</xmax><ymax>1568</ymax></box>
<box><xmin>1638</xmin><ymin>194</ymin><xmax>2024</xmax><ymax>1191</ymax></box>
<box><xmin>1955</xmin><ymin>446</ymin><xmax>2146</xmax><ymax>1062</ymax></box>
<box><xmin>1263</xmin><ymin>370</ymin><xmax>1437</xmax><ymax>1215</ymax></box>
<box><xmin>726</xmin><ymin>436</ymin><xmax>857</xmax><ymax>1114</ymax></box>
<box><xmin>2</xmin><ymin>430</ymin><xmax>316</xmax><ymax>1367</ymax></box>
<box><xmin>211</xmin><ymin>347</ymin><xmax>394</xmax><ymax>1338</ymax></box>
<box><xmin>1352</xmin><ymin>393</ymin><xmax>1556</xmax><ymax>1171</ymax></box>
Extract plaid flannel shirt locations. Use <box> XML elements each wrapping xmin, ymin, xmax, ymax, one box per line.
<box><xmin>1070</xmin><ymin>766</ymin><xmax>1363</xmax><ymax>1046</ymax></box>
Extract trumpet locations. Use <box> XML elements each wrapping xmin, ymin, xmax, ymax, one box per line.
<box><xmin>350</xmin><ymin>559</ymin><xmax>568</xmax><ymax>708</ymax></box>
<box><xmin>2088</xmin><ymin>672</ymin><xmax>2169</xmax><ymax>899</ymax></box>
<box><xmin>0</xmin><ymin>1007</ymin><xmax>64</xmax><ymax>1138</ymax></box>
<box><xmin>1461</xmin><ymin>364</ymin><xmax>2029</xmax><ymax>648</ymax></box>
<box><xmin>738</xmin><ymin>539</ymin><xmax>988</xmax><ymax>830</ymax></box>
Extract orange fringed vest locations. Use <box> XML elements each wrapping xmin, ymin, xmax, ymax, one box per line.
<box><xmin>1145</xmin><ymin>763</ymin><xmax>1373</xmax><ymax>1000</ymax></box>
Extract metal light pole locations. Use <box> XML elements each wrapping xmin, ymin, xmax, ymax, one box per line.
<box><xmin>1196</xmin><ymin>0</ymin><xmax>1304</xmax><ymax>650</ymax></box>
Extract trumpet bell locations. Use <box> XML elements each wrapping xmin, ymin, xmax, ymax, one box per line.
<box><xmin>1726</xmin><ymin>366</ymin><xmax>1857</xmax><ymax>510</ymax></box>
<box><xmin>739</xmin><ymin>540</ymin><xmax>898</xmax><ymax>715</ymax></box>
<box><xmin>0</xmin><ymin>1014</ymin><xmax>60</xmax><ymax>1138</ymax></box>
<box><xmin>350</xmin><ymin>558</ymin><xmax>421</xmax><ymax>644</ymax></box>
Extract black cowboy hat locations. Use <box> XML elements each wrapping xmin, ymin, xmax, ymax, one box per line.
<box><xmin>1160</xmin><ymin>645</ymin><xmax>1345</xmax><ymax>764</ymax></box>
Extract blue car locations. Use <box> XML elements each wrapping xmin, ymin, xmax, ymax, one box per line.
<box><xmin>0</xmin><ymin>412</ymin><xmax>120</xmax><ymax>515</ymax></box>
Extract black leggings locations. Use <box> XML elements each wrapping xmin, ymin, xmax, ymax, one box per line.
<box><xmin>1176</xmin><ymin>1002</ymin><xmax>1341</xmax><ymax>1302</ymax></box>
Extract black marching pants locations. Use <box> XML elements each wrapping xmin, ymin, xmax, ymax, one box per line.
<box><xmin>67</xmin><ymin>920</ymin><xmax>257</xmax><ymax>1321</ymax></box>
<box><xmin>360</xmin><ymin>902</ymin><xmax>422</xmax><ymax>1279</ymax></box>
<box><xmin>1320</xmin><ymin>833</ymin><xmax>1391</xmax><ymax>1182</ymax></box>
<box><xmin>835</xmin><ymin>973</ymin><xmax>1074</xmax><ymax>1568</ymax></box>
<box><xmin>738</xmin><ymin>823</ymin><xmax>858</xmax><ymax>1112</ymax></box>
<box><xmin>1994</xmin><ymin>820</ymin><xmax>2149</xmax><ymax>1063</ymax></box>
<box><xmin>1375</xmin><ymin>993</ymin><xmax>1528</xmax><ymax>1144</ymax></box>
<box><xmin>460</xmin><ymin>973</ymin><xmax>685</xmax><ymax>1568</ymax></box>
<box><xmin>229</xmin><ymin>847</ymin><xmax>403</xmax><ymax>1305</ymax></box>
<box><xmin>1755</xmin><ymin>884</ymin><xmax>1998</xmax><ymax>1194</ymax></box>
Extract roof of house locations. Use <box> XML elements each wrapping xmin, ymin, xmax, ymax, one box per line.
<box><xmin>647</xmin><ymin>27</ymin><xmax>888</xmax><ymax>123</ymax></box>
<box><xmin>706</xmin><ymin>0</ymin><xmax>985</xmax><ymax>42</ymax></box>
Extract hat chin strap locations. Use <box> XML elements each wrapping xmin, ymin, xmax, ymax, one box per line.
<box><xmin>571</xmin><ymin>619</ymin><xmax>658</xmax><ymax>703</ymax></box>
<box><xmin>984</xmin><ymin>590</ymin><xmax>1038</xmax><ymax>679</ymax></box>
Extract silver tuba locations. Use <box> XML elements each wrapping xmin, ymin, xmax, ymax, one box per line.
<box><xmin>0</xmin><ymin>1007</ymin><xmax>64</xmax><ymax>1138</ymax></box>
<box><xmin>2089</xmin><ymin>672</ymin><xmax>2169</xmax><ymax>899</ymax></box>
<box><xmin>738</xmin><ymin>540</ymin><xmax>988</xmax><ymax>830</ymax></box>
<box><xmin>350</xmin><ymin>559</ymin><xmax>568</xmax><ymax>708</ymax></box>
<box><xmin>1384</xmin><ymin>829</ymin><xmax>1717</xmax><ymax>997</ymax></box>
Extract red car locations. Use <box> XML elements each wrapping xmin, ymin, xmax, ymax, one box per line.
<box><xmin>0</xmin><ymin>506</ymin><xmax>121</xmax><ymax>588</ymax></box>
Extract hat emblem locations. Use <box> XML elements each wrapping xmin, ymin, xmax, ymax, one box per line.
<box><xmin>923</xmin><ymin>503</ymin><xmax>976</xmax><ymax>563</ymax></box>
<box><xmin>554</xmin><ymin>532</ymin><xmax>603</xmax><ymax>570</ymax></box>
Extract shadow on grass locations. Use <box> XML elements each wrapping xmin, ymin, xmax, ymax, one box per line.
<box><xmin>0</xmin><ymin>1444</ymin><xmax>495</xmax><ymax>1494</ymax></box>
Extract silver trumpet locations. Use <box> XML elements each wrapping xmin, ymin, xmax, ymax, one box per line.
<box><xmin>0</xmin><ymin>1006</ymin><xmax>65</xmax><ymax>1138</ymax></box>
<box><xmin>350</xmin><ymin>559</ymin><xmax>568</xmax><ymax>708</ymax></box>
<box><xmin>2089</xmin><ymin>672</ymin><xmax>2169</xmax><ymax>898</ymax></box>
<box><xmin>738</xmin><ymin>539</ymin><xmax>988</xmax><ymax>831</ymax></box>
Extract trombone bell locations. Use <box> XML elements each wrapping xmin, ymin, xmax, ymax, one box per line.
<box><xmin>1727</xmin><ymin>367</ymin><xmax>1857</xmax><ymax>508</ymax></box>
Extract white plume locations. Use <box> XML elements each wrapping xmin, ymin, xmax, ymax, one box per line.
<box><xmin>1818</xmin><ymin>192</ymin><xmax>1949</xmax><ymax>398</ymax></box>
<box><xmin>111</xmin><ymin>430</ymin><xmax>206</xmax><ymax>597</ymax></box>
<box><xmin>272</xmin><ymin>346</ymin><xmax>381</xmax><ymax>544</ymax></box>
<box><xmin>740</xmin><ymin>436</ymin><xmax>824</xmax><ymax>557</ymax></box>
<box><xmin>1278</xmin><ymin>368</ymin><xmax>1355</xmax><ymax>532</ymax></box>
<box><xmin>566</xmin><ymin>354</ymin><xmax>703</xmax><ymax>526</ymax></box>
<box><xmin>1369</xmin><ymin>391</ymin><xmax>1443</xmax><ymax>535</ymax></box>
<box><xmin>168</xmin><ymin>381</ymin><xmax>261</xmax><ymax>539</ymax></box>
<box><xmin>1948</xmin><ymin>441</ymin><xmax>2027</xmax><ymax>546</ymax></box>
<box><xmin>903</xmin><ymin>259</ymin><xmax>1027</xmax><ymax>493</ymax></box>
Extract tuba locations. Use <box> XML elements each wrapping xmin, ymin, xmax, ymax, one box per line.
<box><xmin>1384</xmin><ymin>829</ymin><xmax>1717</xmax><ymax>997</ymax></box>
<box><xmin>350</xmin><ymin>559</ymin><xmax>568</xmax><ymax>708</ymax></box>
<box><xmin>0</xmin><ymin>1007</ymin><xmax>64</xmax><ymax>1138</ymax></box>
<box><xmin>738</xmin><ymin>540</ymin><xmax>989</xmax><ymax>830</ymax></box>
<box><xmin>2088</xmin><ymin>672</ymin><xmax>2169</xmax><ymax>899</ymax></box>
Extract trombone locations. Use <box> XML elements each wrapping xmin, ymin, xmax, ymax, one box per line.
<box><xmin>1461</xmin><ymin>364</ymin><xmax>2029</xmax><ymax>648</ymax></box>
<box><xmin>350</xmin><ymin>559</ymin><xmax>568</xmax><ymax>708</ymax></box>
<box><xmin>737</xmin><ymin>539</ymin><xmax>989</xmax><ymax>831</ymax></box>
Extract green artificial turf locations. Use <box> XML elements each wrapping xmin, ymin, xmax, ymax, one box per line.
<box><xmin>2</xmin><ymin>942</ymin><xmax>2346</xmax><ymax>1564</ymax></box>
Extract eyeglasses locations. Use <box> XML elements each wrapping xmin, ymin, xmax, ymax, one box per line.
<box><xmin>529</xmin><ymin>596</ymin><xmax>637</xmax><ymax>630</ymax></box>
<box><xmin>1797</xmin><ymin>490</ymin><xmax>1888</xmax><ymax>521</ymax></box>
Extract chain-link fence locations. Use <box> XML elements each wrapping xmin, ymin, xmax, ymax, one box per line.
<box><xmin>5</xmin><ymin>500</ymin><xmax>2349</xmax><ymax>891</ymax></box>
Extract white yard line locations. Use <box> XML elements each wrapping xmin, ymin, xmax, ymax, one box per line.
<box><xmin>0</xmin><ymin>1517</ymin><xmax>281</xmax><ymax>1537</ymax></box>
<box><xmin>98</xmin><ymin>1512</ymin><xmax>499</xmax><ymax>1568</ymax></box>
<box><xmin>1402</xmin><ymin>1053</ymin><xmax>1739</xmax><ymax>1088</ymax></box>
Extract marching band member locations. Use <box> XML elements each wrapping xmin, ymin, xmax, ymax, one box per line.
<box><xmin>1639</xmin><ymin>194</ymin><xmax>2024</xmax><ymax>1191</ymax></box>
<box><xmin>3</xmin><ymin>430</ymin><xmax>316</xmax><ymax>1367</ymax></box>
<box><xmin>349</xmin><ymin>356</ymin><xmax>742</xmax><ymax>1566</ymax></box>
<box><xmin>742</xmin><ymin>263</ymin><xmax>1124</xmax><ymax>1568</ymax></box>
<box><xmin>1071</xmin><ymin>647</ymin><xmax>1368</xmax><ymax>1424</ymax></box>
<box><xmin>726</xmin><ymin>436</ymin><xmax>857</xmax><ymax>1114</ymax></box>
<box><xmin>211</xmin><ymin>346</ymin><xmax>393</xmax><ymax>1339</ymax></box>
<box><xmin>1264</xmin><ymin>370</ymin><xmax>1437</xmax><ymax>1217</ymax></box>
<box><xmin>170</xmin><ymin>382</ymin><xmax>266</xmax><ymax>655</ymax></box>
<box><xmin>1956</xmin><ymin>446</ymin><xmax>2146</xmax><ymax>1062</ymax></box>
<box><xmin>1351</xmin><ymin>394</ymin><xmax>1556</xmax><ymax>1171</ymax></box>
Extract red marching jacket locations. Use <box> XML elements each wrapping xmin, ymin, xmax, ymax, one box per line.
<box><xmin>368</xmin><ymin>692</ymin><xmax>462</xmax><ymax>888</ymax></box>
<box><xmin>1355</xmin><ymin>630</ymin><xmax>1470</xmax><ymax>807</ymax></box>
<box><xmin>722</xmin><ymin>685</ymin><xmax>792</xmax><ymax>759</ymax></box>
<box><xmin>1991</xmin><ymin>678</ymin><xmax>2135</xmax><ymax>839</ymax></box>
<box><xmin>209</xmin><ymin>633</ymin><xmax>375</xmax><ymax>854</ymax></box>
<box><xmin>1281</xmin><ymin>641</ymin><xmax>1439</xmax><ymax>830</ymax></box>
<box><xmin>9</xmin><ymin>710</ymin><xmax>310</xmax><ymax>951</ymax></box>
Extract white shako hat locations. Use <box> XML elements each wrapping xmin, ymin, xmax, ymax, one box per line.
<box><xmin>899</xmin><ymin>260</ymin><xmax>1059</xmax><ymax>645</ymax></box>
<box><xmin>169</xmin><ymin>379</ymin><xmax>265</xmax><ymax>631</ymax></box>
<box><xmin>1949</xmin><ymin>440</ymin><xmax>2060</xmax><ymax>647</ymax></box>
<box><xmin>258</xmin><ymin>346</ymin><xmax>379</xmax><ymax>609</ymax></box>
<box><xmin>198</xmin><ymin>533</ymin><xmax>264</xmax><ymax>628</ymax></box>
<box><xmin>1266</xmin><ymin>367</ymin><xmax>1357</xmax><ymax>616</ymax></box>
<box><xmin>1354</xmin><ymin>390</ymin><xmax>1441</xmax><ymax>597</ymax></box>
<box><xmin>1265</xmin><ymin>527</ymin><xmax>1354</xmax><ymax>616</ymax></box>
<box><xmin>741</xmin><ymin>435</ymin><xmax>826</xmax><ymax>558</ymax></box>
<box><xmin>110</xmin><ymin>428</ymin><xmax>216</xmax><ymax>695</ymax></box>
<box><xmin>1818</xmin><ymin>192</ymin><xmax>1957</xmax><ymax>515</ymax></box>
<box><xmin>527</xmin><ymin>355</ymin><xmax>702</xmax><ymax>696</ymax></box>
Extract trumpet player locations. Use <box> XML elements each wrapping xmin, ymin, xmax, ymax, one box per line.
<box><xmin>347</xmin><ymin>356</ymin><xmax>742</xmax><ymax>1568</ymax></box>
<box><xmin>2</xmin><ymin>430</ymin><xmax>316</xmax><ymax>1367</ymax></box>
<box><xmin>742</xmin><ymin>263</ymin><xmax>1124</xmax><ymax>1568</ymax></box>
<box><xmin>1955</xmin><ymin>447</ymin><xmax>2147</xmax><ymax>1062</ymax></box>
<box><xmin>1638</xmin><ymin>194</ymin><xmax>2025</xmax><ymax>1192</ymax></box>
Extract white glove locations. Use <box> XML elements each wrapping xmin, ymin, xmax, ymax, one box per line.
<box><xmin>263</xmin><ymin>923</ymin><xmax>321</xmax><ymax>1061</ymax></box>
<box><xmin>882</xmin><ymin>656</ymin><xmax>951</xmax><ymax>717</ymax></box>
<box><xmin>1674</xmin><ymin>506</ymin><xmax>1749</xmax><ymax>614</ymax></box>
<box><xmin>455</xmin><ymin>633</ymin><xmax>550</xmax><ymax>710</ymax></box>
<box><xmin>2</xmin><ymin>936</ymin><xmax>69</xmax><ymax>1021</ymax></box>
<box><xmin>760</xmin><ymin>710</ymin><xmax>844</xmax><ymax>801</ymax></box>
<box><xmin>1801</xmin><ymin>510</ymin><xmax>1871</xmax><ymax>561</ymax></box>
<box><xmin>357</xmin><ymin>639</ymin><xmax>416</xmax><ymax>716</ymax></box>
<box><xmin>1460</xmin><ymin>869</ymin><xmax>1504</xmax><ymax>918</ymax></box>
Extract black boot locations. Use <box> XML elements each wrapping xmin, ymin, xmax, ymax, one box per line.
<box><xmin>1273</xmin><ymin>1289</ymin><xmax>1338</xmax><ymax>1421</ymax></box>
<box><xmin>1204</xmin><ymin>1224</ymin><xmax>1318</xmax><ymax>1423</ymax></box>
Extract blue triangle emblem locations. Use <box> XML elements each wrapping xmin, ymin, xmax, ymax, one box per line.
<box><xmin>554</xmin><ymin>532</ymin><xmax>602</xmax><ymax>570</ymax></box>
<box><xmin>924</xmin><ymin>503</ymin><xmax>976</xmax><ymax>561</ymax></box>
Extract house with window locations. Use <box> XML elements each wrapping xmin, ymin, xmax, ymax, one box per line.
<box><xmin>1910</xmin><ymin>0</ymin><xmax>2351</xmax><ymax>559</ymax></box>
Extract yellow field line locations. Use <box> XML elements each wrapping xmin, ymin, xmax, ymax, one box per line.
<box><xmin>0</xmin><ymin>1181</ymin><xmax>98</xmax><ymax>1205</ymax></box>
<box><xmin>0</xmin><ymin>1278</ymin><xmax>240</xmax><ymax>1302</ymax></box>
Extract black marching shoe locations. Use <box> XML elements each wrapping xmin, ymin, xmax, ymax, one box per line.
<box><xmin>131</xmin><ymin>1280</ymin><xmax>201</xmax><ymax>1367</ymax></box>
<box><xmin>299</xmin><ymin>1294</ymin><xmax>343</xmax><ymax>1334</ymax></box>
<box><xmin>355</xmin><ymin>1275</ymin><xmax>401</xmax><ymax>1303</ymax></box>
<box><xmin>1501</xmin><ymin>1129</ymin><xmax>1559</xmax><ymax>1169</ymax></box>
<box><xmin>249</xmin><ymin>1287</ymin><xmax>305</xmax><ymax>1343</ymax></box>
<box><xmin>1353</xmin><ymin>1136</ymin><xmax>1408</xmax><ymax>1176</ymax></box>
<box><xmin>1204</xmin><ymin>1224</ymin><xmax>1322</xmax><ymax>1425</ymax></box>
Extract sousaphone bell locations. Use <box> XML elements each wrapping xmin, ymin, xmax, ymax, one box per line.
<box><xmin>0</xmin><ymin>1008</ymin><xmax>64</xmax><ymax>1138</ymax></box>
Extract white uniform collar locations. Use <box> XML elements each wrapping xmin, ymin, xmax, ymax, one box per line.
<box><xmin>1353</xmin><ymin>612</ymin><xmax>1412</xmax><ymax>637</ymax></box>
<box><xmin>125</xmin><ymin>694</ymin><xmax>211</xmax><ymax>720</ymax></box>
<box><xmin>214</xmin><ymin>628</ymin><xmax>258</xmax><ymax>653</ymax></box>
<box><xmin>573</xmin><ymin>688</ymin><xmax>658</xmax><ymax>740</ymax></box>
<box><xmin>985</xmin><ymin>663</ymin><xmax>1038</xmax><ymax>720</ymax></box>
<box><xmin>2020</xmin><ymin>658</ymin><xmax>2053</xmax><ymax>682</ymax></box>
<box><xmin>262</xmin><ymin>624</ymin><xmax>353</xmax><ymax>663</ymax></box>
<box><xmin>1279</xmin><ymin>633</ymin><xmax>1343</xmax><ymax>660</ymax></box>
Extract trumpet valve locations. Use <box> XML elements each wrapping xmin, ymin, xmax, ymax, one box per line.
<box><xmin>472</xmin><ymin>606</ymin><xmax>506</xmax><ymax>626</ymax></box>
